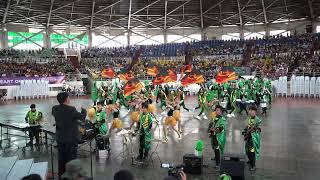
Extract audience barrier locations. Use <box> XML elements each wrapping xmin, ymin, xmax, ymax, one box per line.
<box><xmin>273</xmin><ymin>75</ymin><xmax>320</xmax><ymax>98</ymax></box>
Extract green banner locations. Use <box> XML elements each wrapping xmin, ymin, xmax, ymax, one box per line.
<box><xmin>50</xmin><ymin>33</ymin><xmax>88</xmax><ymax>46</ymax></box>
<box><xmin>8</xmin><ymin>32</ymin><xmax>43</xmax><ymax>47</ymax></box>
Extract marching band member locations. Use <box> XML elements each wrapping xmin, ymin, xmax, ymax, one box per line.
<box><xmin>107</xmin><ymin>100</ymin><xmax>123</xmax><ymax>135</ymax></box>
<box><xmin>93</xmin><ymin>101</ymin><xmax>110</xmax><ymax>151</ymax></box>
<box><xmin>194</xmin><ymin>88</ymin><xmax>208</xmax><ymax>120</ymax></box>
<box><xmin>176</xmin><ymin>87</ymin><xmax>190</xmax><ymax>112</ymax></box>
<box><xmin>163</xmin><ymin>93</ymin><xmax>181</xmax><ymax>142</ymax></box>
<box><xmin>207</xmin><ymin>105</ymin><xmax>226</xmax><ymax>168</ymax></box>
<box><xmin>242</xmin><ymin>106</ymin><xmax>262</xmax><ymax>171</ymax></box>
<box><xmin>25</xmin><ymin>104</ymin><xmax>43</xmax><ymax>146</ymax></box>
<box><xmin>137</xmin><ymin>102</ymin><xmax>153</xmax><ymax>160</ymax></box>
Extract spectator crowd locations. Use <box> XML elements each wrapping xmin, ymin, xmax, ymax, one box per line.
<box><xmin>0</xmin><ymin>33</ymin><xmax>320</xmax><ymax>78</ymax></box>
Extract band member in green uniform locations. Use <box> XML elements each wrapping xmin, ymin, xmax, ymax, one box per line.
<box><xmin>207</xmin><ymin>105</ymin><xmax>226</xmax><ymax>168</ymax></box>
<box><xmin>242</xmin><ymin>106</ymin><xmax>262</xmax><ymax>171</ymax></box>
<box><xmin>25</xmin><ymin>104</ymin><xmax>43</xmax><ymax>146</ymax></box>
<box><xmin>94</xmin><ymin>101</ymin><xmax>110</xmax><ymax>151</ymax></box>
<box><xmin>177</xmin><ymin>87</ymin><xmax>190</xmax><ymax>112</ymax></box>
<box><xmin>94</xmin><ymin>101</ymin><xmax>108</xmax><ymax>135</ymax></box>
<box><xmin>137</xmin><ymin>102</ymin><xmax>153</xmax><ymax>160</ymax></box>
<box><xmin>195</xmin><ymin>88</ymin><xmax>208</xmax><ymax>119</ymax></box>
<box><xmin>91</xmin><ymin>81</ymin><xmax>98</xmax><ymax>105</ymax></box>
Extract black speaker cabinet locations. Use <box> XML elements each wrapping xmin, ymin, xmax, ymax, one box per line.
<box><xmin>220</xmin><ymin>155</ymin><xmax>245</xmax><ymax>180</ymax></box>
<box><xmin>183</xmin><ymin>154</ymin><xmax>203</xmax><ymax>174</ymax></box>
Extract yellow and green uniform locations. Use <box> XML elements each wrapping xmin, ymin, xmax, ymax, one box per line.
<box><xmin>25</xmin><ymin>111</ymin><xmax>43</xmax><ymax>125</ymax></box>
<box><xmin>208</xmin><ymin>115</ymin><xmax>226</xmax><ymax>154</ymax></box>
<box><xmin>139</xmin><ymin>113</ymin><xmax>153</xmax><ymax>151</ymax></box>
<box><xmin>94</xmin><ymin>110</ymin><xmax>108</xmax><ymax>135</ymax></box>
<box><xmin>245</xmin><ymin>116</ymin><xmax>261</xmax><ymax>160</ymax></box>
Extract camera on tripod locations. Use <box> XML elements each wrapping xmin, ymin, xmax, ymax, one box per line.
<box><xmin>161</xmin><ymin>163</ymin><xmax>184</xmax><ymax>180</ymax></box>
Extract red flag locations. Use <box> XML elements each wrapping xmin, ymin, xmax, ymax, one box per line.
<box><xmin>123</xmin><ymin>78</ymin><xmax>143</xmax><ymax>97</ymax></box>
<box><xmin>118</xmin><ymin>69</ymin><xmax>135</xmax><ymax>82</ymax></box>
<box><xmin>147</xmin><ymin>65</ymin><xmax>158</xmax><ymax>77</ymax></box>
<box><xmin>180</xmin><ymin>64</ymin><xmax>192</xmax><ymax>74</ymax></box>
<box><xmin>215</xmin><ymin>67</ymin><xmax>237</xmax><ymax>84</ymax></box>
<box><xmin>165</xmin><ymin>68</ymin><xmax>177</xmax><ymax>83</ymax></box>
<box><xmin>152</xmin><ymin>69</ymin><xmax>168</xmax><ymax>85</ymax></box>
<box><xmin>101</xmin><ymin>67</ymin><xmax>115</xmax><ymax>78</ymax></box>
<box><xmin>181</xmin><ymin>70</ymin><xmax>205</xmax><ymax>86</ymax></box>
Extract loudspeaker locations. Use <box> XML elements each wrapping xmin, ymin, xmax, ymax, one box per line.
<box><xmin>220</xmin><ymin>155</ymin><xmax>245</xmax><ymax>180</ymax></box>
<box><xmin>183</xmin><ymin>154</ymin><xmax>203</xmax><ymax>174</ymax></box>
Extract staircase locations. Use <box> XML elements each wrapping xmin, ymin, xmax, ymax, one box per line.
<box><xmin>0</xmin><ymin>156</ymin><xmax>48</xmax><ymax>180</ymax></box>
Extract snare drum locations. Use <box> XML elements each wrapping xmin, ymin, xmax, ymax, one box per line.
<box><xmin>236</xmin><ymin>99</ymin><xmax>241</xmax><ymax>102</ymax></box>
<box><xmin>260</xmin><ymin>101</ymin><xmax>267</xmax><ymax>108</ymax></box>
<box><xmin>220</xmin><ymin>101</ymin><xmax>227</xmax><ymax>108</ymax></box>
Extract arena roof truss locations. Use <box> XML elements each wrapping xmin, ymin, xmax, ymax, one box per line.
<box><xmin>0</xmin><ymin>0</ymin><xmax>319</xmax><ymax>47</ymax></box>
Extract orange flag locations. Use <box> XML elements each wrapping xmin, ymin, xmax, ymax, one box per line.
<box><xmin>181</xmin><ymin>69</ymin><xmax>205</xmax><ymax>86</ymax></box>
<box><xmin>123</xmin><ymin>78</ymin><xmax>143</xmax><ymax>97</ymax></box>
<box><xmin>215</xmin><ymin>67</ymin><xmax>237</xmax><ymax>84</ymax></box>
<box><xmin>101</xmin><ymin>67</ymin><xmax>115</xmax><ymax>78</ymax></box>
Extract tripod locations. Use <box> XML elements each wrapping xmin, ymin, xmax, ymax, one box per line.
<box><xmin>114</xmin><ymin>129</ymin><xmax>135</xmax><ymax>165</ymax></box>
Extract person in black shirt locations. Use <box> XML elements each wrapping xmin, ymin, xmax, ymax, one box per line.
<box><xmin>52</xmin><ymin>92</ymin><xmax>87</xmax><ymax>178</ymax></box>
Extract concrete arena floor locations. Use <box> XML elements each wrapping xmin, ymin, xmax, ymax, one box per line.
<box><xmin>0</xmin><ymin>96</ymin><xmax>320</xmax><ymax>180</ymax></box>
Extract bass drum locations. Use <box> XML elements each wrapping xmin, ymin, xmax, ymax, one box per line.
<box><xmin>80</xmin><ymin>120</ymin><xmax>97</xmax><ymax>141</ymax></box>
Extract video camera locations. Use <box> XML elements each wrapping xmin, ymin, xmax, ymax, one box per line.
<box><xmin>161</xmin><ymin>163</ymin><xmax>184</xmax><ymax>180</ymax></box>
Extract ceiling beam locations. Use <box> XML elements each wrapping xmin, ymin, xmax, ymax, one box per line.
<box><xmin>127</xmin><ymin>0</ymin><xmax>132</xmax><ymax>30</ymax></box>
<box><xmin>94</xmin><ymin>0</ymin><xmax>123</xmax><ymax>15</ymax></box>
<box><xmin>308</xmin><ymin>0</ymin><xmax>314</xmax><ymax>20</ymax></box>
<box><xmin>2</xmin><ymin>0</ymin><xmax>11</xmax><ymax>24</ymax></box>
<box><xmin>261</xmin><ymin>0</ymin><xmax>268</xmax><ymax>24</ymax></box>
<box><xmin>164</xmin><ymin>0</ymin><xmax>168</xmax><ymax>30</ymax></box>
<box><xmin>236</xmin><ymin>0</ymin><xmax>243</xmax><ymax>25</ymax></box>
<box><xmin>90</xmin><ymin>0</ymin><xmax>95</xmax><ymax>29</ymax></box>
<box><xmin>200</xmin><ymin>0</ymin><xmax>204</xmax><ymax>29</ymax></box>
<box><xmin>7</xmin><ymin>0</ymin><xmax>83</xmax><ymax>24</ymax></box>
<box><xmin>203</xmin><ymin>0</ymin><xmax>226</xmax><ymax>14</ymax></box>
<box><xmin>47</xmin><ymin>0</ymin><xmax>55</xmax><ymax>27</ymax></box>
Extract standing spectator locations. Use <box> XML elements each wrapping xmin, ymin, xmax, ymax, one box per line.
<box><xmin>52</xmin><ymin>92</ymin><xmax>87</xmax><ymax>178</ymax></box>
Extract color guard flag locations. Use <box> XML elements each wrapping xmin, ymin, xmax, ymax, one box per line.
<box><xmin>180</xmin><ymin>64</ymin><xmax>192</xmax><ymax>75</ymax></box>
<box><xmin>147</xmin><ymin>64</ymin><xmax>159</xmax><ymax>77</ymax></box>
<box><xmin>101</xmin><ymin>67</ymin><xmax>115</xmax><ymax>78</ymax></box>
<box><xmin>152</xmin><ymin>68</ymin><xmax>168</xmax><ymax>85</ymax></box>
<box><xmin>123</xmin><ymin>78</ymin><xmax>144</xmax><ymax>97</ymax></box>
<box><xmin>215</xmin><ymin>66</ymin><xmax>237</xmax><ymax>84</ymax></box>
<box><xmin>181</xmin><ymin>69</ymin><xmax>205</xmax><ymax>86</ymax></box>
<box><xmin>165</xmin><ymin>68</ymin><xmax>177</xmax><ymax>83</ymax></box>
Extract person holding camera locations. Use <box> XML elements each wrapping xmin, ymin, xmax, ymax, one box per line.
<box><xmin>242</xmin><ymin>106</ymin><xmax>261</xmax><ymax>171</ymax></box>
<box><xmin>136</xmin><ymin>102</ymin><xmax>153</xmax><ymax>160</ymax></box>
<box><xmin>207</xmin><ymin>105</ymin><xmax>227</xmax><ymax>168</ymax></box>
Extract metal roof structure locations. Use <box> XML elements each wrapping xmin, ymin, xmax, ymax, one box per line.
<box><xmin>0</xmin><ymin>0</ymin><xmax>319</xmax><ymax>31</ymax></box>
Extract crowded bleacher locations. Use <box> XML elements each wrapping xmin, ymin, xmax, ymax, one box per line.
<box><xmin>1</xmin><ymin>33</ymin><xmax>320</xmax><ymax>78</ymax></box>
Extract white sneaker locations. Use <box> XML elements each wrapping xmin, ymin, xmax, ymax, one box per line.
<box><xmin>196</xmin><ymin>116</ymin><xmax>201</xmax><ymax>120</ymax></box>
<box><xmin>203</xmin><ymin>116</ymin><xmax>208</xmax><ymax>120</ymax></box>
<box><xmin>227</xmin><ymin>114</ymin><xmax>232</xmax><ymax>118</ymax></box>
<box><xmin>231</xmin><ymin>113</ymin><xmax>235</xmax><ymax>117</ymax></box>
